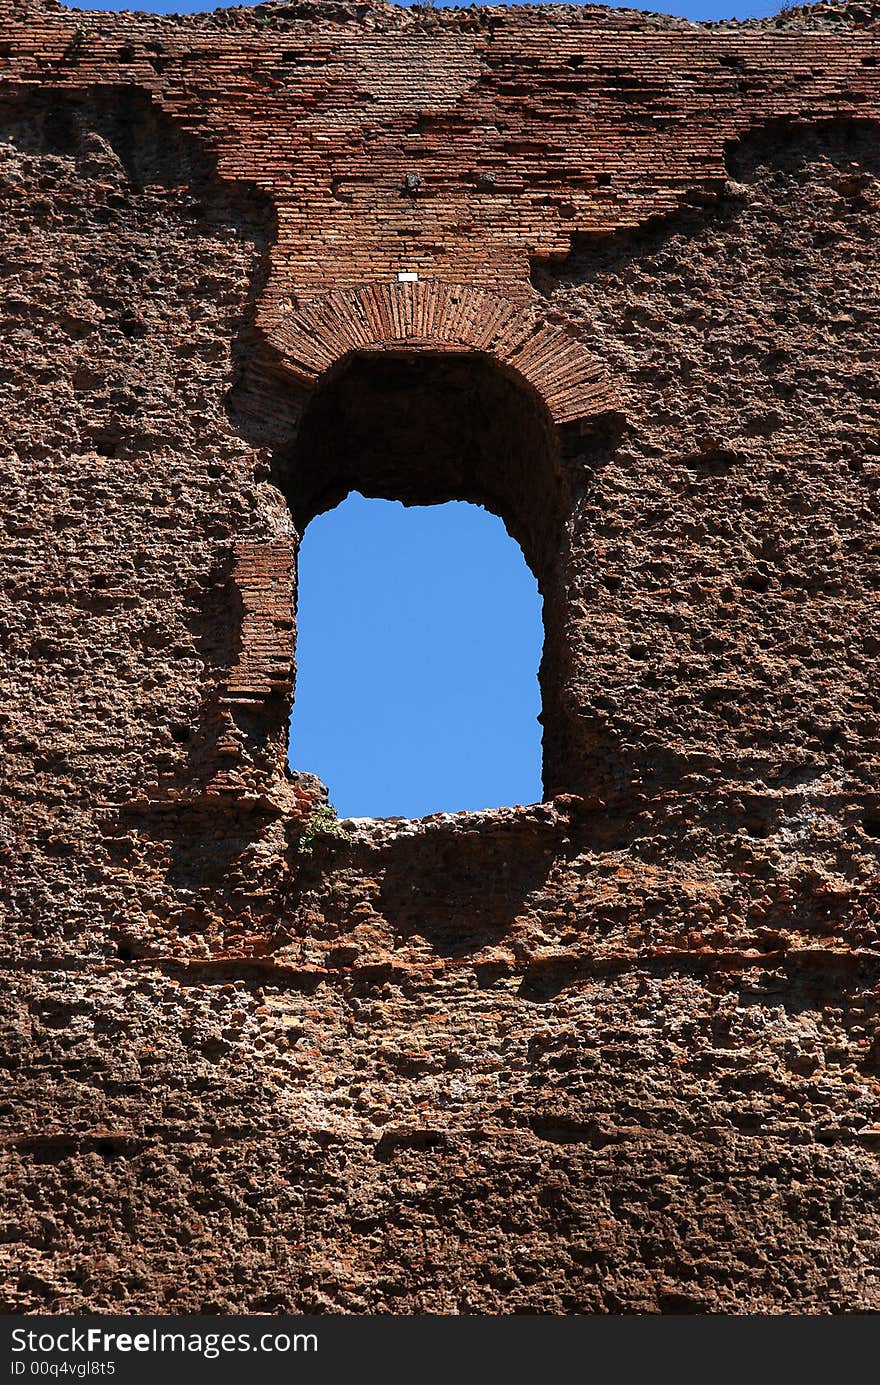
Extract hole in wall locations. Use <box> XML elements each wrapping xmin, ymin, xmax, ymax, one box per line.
<box><xmin>276</xmin><ymin>349</ymin><xmax>577</xmax><ymax>816</ymax></box>
<box><xmin>289</xmin><ymin>493</ymin><xmax>543</xmax><ymax>820</ymax></box>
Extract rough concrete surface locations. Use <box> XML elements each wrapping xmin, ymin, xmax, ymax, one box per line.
<box><xmin>1</xmin><ymin>0</ymin><xmax>880</xmax><ymax>1313</ymax></box>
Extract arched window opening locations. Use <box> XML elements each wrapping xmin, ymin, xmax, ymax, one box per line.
<box><xmin>290</xmin><ymin>493</ymin><xmax>543</xmax><ymax>819</ymax></box>
<box><xmin>278</xmin><ymin>349</ymin><xmax>578</xmax><ymax>816</ymax></box>
<box><xmin>284</xmin><ymin>351</ymin><xmax>561</xmax><ymax>571</ymax></box>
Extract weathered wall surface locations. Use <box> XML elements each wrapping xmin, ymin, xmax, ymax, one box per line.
<box><xmin>1</xmin><ymin>0</ymin><xmax>880</xmax><ymax>1313</ymax></box>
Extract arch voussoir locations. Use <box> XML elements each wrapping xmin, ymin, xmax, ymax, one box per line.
<box><xmin>266</xmin><ymin>281</ymin><xmax>618</xmax><ymax>426</ymax></box>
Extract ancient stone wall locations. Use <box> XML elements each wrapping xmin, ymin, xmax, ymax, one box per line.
<box><xmin>1</xmin><ymin>0</ymin><xmax>880</xmax><ymax>1313</ymax></box>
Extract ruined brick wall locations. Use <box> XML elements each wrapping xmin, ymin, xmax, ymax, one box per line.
<box><xmin>1</xmin><ymin>0</ymin><xmax>880</xmax><ymax>1313</ymax></box>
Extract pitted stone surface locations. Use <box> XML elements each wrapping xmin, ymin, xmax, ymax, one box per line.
<box><xmin>1</xmin><ymin>0</ymin><xmax>880</xmax><ymax>1315</ymax></box>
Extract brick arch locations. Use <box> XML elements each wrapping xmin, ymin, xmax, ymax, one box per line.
<box><xmin>264</xmin><ymin>281</ymin><xmax>617</xmax><ymax>426</ymax></box>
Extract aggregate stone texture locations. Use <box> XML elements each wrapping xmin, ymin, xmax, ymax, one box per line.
<box><xmin>1</xmin><ymin>0</ymin><xmax>880</xmax><ymax>1314</ymax></box>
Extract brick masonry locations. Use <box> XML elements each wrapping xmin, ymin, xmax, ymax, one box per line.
<box><xmin>1</xmin><ymin>0</ymin><xmax>880</xmax><ymax>1313</ymax></box>
<box><xmin>271</xmin><ymin>280</ymin><xmax>616</xmax><ymax>423</ymax></box>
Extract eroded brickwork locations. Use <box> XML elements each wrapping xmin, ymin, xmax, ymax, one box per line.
<box><xmin>1</xmin><ymin>0</ymin><xmax>880</xmax><ymax>1314</ymax></box>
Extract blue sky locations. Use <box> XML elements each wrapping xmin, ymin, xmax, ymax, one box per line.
<box><xmin>69</xmin><ymin>0</ymin><xmax>774</xmax><ymax>816</ymax></box>
<box><xmin>294</xmin><ymin>498</ymin><xmax>544</xmax><ymax>819</ymax></box>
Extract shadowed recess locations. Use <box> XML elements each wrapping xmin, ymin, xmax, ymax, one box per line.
<box><xmin>290</xmin><ymin>495</ymin><xmax>543</xmax><ymax>819</ymax></box>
